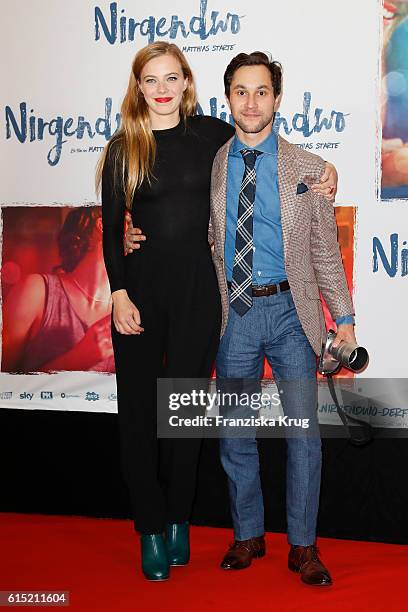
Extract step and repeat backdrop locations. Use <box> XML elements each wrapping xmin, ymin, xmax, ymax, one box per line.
<box><xmin>1</xmin><ymin>1</ymin><xmax>407</xmax><ymax>421</ymax></box>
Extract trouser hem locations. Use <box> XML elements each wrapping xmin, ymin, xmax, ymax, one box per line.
<box><xmin>234</xmin><ymin>525</ymin><xmax>265</xmax><ymax>541</ymax></box>
<box><xmin>287</xmin><ymin>533</ymin><xmax>316</xmax><ymax>547</ymax></box>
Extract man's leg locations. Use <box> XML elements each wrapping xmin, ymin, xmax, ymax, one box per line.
<box><xmin>263</xmin><ymin>289</ymin><xmax>320</xmax><ymax>544</ymax></box>
<box><xmin>264</xmin><ymin>289</ymin><xmax>331</xmax><ymax>586</ymax></box>
<box><xmin>216</xmin><ymin>301</ymin><xmax>265</xmax><ymax>567</ymax></box>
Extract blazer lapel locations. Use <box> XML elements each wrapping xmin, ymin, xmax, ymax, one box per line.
<box><xmin>277</xmin><ymin>135</ymin><xmax>301</xmax><ymax>255</ymax></box>
<box><xmin>212</xmin><ymin>137</ymin><xmax>233</xmax><ymax>251</ymax></box>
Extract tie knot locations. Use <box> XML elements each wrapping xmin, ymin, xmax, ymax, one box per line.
<box><xmin>241</xmin><ymin>149</ymin><xmax>262</xmax><ymax>169</ymax></box>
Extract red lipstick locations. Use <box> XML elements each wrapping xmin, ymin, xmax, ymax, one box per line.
<box><xmin>384</xmin><ymin>3</ymin><xmax>397</xmax><ymax>22</ymax></box>
<box><xmin>154</xmin><ymin>97</ymin><xmax>173</xmax><ymax>103</ymax></box>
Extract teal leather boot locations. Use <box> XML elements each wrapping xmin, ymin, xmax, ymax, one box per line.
<box><xmin>166</xmin><ymin>522</ymin><xmax>190</xmax><ymax>566</ymax></box>
<box><xmin>140</xmin><ymin>534</ymin><xmax>170</xmax><ymax>581</ymax></box>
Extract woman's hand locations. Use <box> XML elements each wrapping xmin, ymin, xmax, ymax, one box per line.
<box><xmin>112</xmin><ymin>289</ymin><xmax>144</xmax><ymax>335</ymax></box>
<box><xmin>311</xmin><ymin>162</ymin><xmax>338</xmax><ymax>202</ymax></box>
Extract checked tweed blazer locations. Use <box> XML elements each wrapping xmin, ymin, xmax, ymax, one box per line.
<box><xmin>209</xmin><ymin>135</ymin><xmax>354</xmax><ymax>355</ymax></box>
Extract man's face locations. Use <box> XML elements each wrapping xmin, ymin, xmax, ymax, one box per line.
<box><xmin>227</xmin><ymin>65</ymin><xmax>281</xmax><ymax>139</ymax></box>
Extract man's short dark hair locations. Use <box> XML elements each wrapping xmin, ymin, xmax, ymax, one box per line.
<box><xmin>224</xmin><ymin>52</ymin><xmax>282</xmax><ymax>98</ymax></box>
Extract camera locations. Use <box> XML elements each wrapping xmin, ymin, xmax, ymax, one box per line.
<box><xmin>318</xmin><ymin>329</ymin><xmax>369</xmax><ymax>375</ymax></box>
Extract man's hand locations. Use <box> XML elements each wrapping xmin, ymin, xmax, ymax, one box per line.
<box><xmin>311</xmin><ymin>162</ymin><xmax>338</xmax><ymax>202</ymax></box>
<box><xmin>332</xmin><ymin>324</ymin><xmax>356</xmax><ymax>348</ymax></box>
<box><xmin>125</xmin><ymin>211</ymin><xmax>146</xmax><ymax>254</ymax></box>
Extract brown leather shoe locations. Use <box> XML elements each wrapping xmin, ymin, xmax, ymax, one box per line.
<box><xmin>220</xmin><ymin>536</ymin><xmax>265</xmax><ymax>570</ymax></box>
<box><xmin>288</xmin><ymin>544</ymin><xmax>333</xmax><ymax>586</ymax></box>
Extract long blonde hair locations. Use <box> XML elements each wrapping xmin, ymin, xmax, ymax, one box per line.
<box><xmin>96</xmin><ymin>42</ymin><xmax>197</xmax><ymax>210</ymax></box>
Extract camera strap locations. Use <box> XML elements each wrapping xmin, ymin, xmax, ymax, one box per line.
<box><xmin>326</xmin><ymin>374</ymin><xmax>373</xmax><ymax>446</ymax></box>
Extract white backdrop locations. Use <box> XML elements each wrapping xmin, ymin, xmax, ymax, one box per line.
<box><xmin>1</xmin><ymin>0</ymin><xmax>407</xmax><ymax>416</ymax></box>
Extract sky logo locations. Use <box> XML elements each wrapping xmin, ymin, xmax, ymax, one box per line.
<box><xmin>20</xmin><ymin>393</ymin><xmax>34</xmax><ymax>400</ymax></box>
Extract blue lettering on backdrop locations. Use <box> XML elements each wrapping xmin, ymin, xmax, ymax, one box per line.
<box><xmin>274</xmin><ymin>92</ymin><xmax>347</xmax><ymax>137</ymax></box>
<box><xmin>319</xmin><ymin>403</ymin><xmax>378</xmax><ymax>416</ymax></box>
<box><xmin>4</xmin><ymin>93</ymin><xmax>347</xmax><ymax>166</ymax></box>
<box><xmin>5</xmin><ymin>99</ymin><xmax>121</xmax><ymax>166</ymax></box>
<box><xmin>200</xmin><ymin>92</ymin><xmax>347</xmax><ymax>136</ymax></box>
<box><xmin>373</xmin><ymin>234</ymin><xmax>408</xmax><ymax>277</ymax></box>
<box><xmin>197</xmin><ymin>100</ymin><xmax>233</xmax><ymax>124</ymax></box>
<box><xmin>94</xmin><ymin>1</ymin><xmax>242</xmax><ymax>45</ymax></box>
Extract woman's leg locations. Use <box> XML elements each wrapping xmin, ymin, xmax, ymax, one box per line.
<box><xmin>112</xmin><ymin>303</ymin><xmax>167</xmax><ymax>534</ymax></box>
<box><xmin>159</xmin><ymin>253</ymin><xmax>222</xmax><ymax>524</ymax></box>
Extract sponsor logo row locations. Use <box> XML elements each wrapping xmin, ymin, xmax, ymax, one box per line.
<box><xmin>0</xmin><ymin>391</ymin><xmax>117</xmax><ymax>402</ymax></box>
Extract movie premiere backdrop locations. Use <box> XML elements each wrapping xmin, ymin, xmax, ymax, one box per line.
<box><xmin>1</xmin><ymin>1</ymin><xmax>407</xmax><ymax>423</ymax></box>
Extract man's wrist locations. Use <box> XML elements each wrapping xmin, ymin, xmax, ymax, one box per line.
<box><xmin>336</xmin><ymin>314</ymin><xmax>355</xmax><ymax>326</ymax></box>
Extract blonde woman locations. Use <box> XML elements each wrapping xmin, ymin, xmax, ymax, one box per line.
<box><xmin>97</xmin><ymin>42</ymin><xmax>233</xmax><ymax>581</ymax></box>
<box><xmin>97</xmin><ymin>42</ymin><xmax>337</xmax><ymax>581</ymax></box>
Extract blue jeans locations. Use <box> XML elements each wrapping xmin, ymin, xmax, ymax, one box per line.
<box><xmin>216</xmin><ymin>289</ymin><xmax>321</xmax><ymax>546</ymax></box>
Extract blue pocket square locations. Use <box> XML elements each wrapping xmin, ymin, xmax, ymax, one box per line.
<box><xmin>296</xmin><ymin>182</ymin><xmax>308</xmax><ymax>194</ymax></box>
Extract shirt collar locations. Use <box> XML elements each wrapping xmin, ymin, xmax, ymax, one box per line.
<box><xmin>229</xmin><ymin>130</ymin><xmax>277</xmax><ymax>157</ymax></box>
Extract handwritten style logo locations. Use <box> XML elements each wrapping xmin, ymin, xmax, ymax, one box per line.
<box><xmin>94</xmin><ymin>1</ymin><xmax>242</xmax><ymax>45</ymax></box>
<box><xmin>4</xmin><ymin>93</ymin><xmax>347</xmax><ymax>167</ymax></box>
<box><xmin>5</xmin><ymin>99</ymin><xmax>120</xmax><ymax>166</ymax></box>
<box><xmin>274</xmin><ymin>92</ymin><xmax>347</xmax><ymax>137</ymax></box>
<box><xmin>373</xmin><ymin>234</ymin><xmax>408</xmax><ymax>277</ymax></box>
<box><xmin>206</xmin><ymin>92</ymin><xmax>347</xmax><ymax>136</ymax></box>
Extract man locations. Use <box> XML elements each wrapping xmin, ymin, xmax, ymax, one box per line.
<box><xmin>208</xmin><ymin>52</ymin><xmax>355</xmax><ymax>586</ymax></box>
<box><xmin>125</xmin><ymin>52</ymin><xmax>354</xmax><ymax>586</ymax></box>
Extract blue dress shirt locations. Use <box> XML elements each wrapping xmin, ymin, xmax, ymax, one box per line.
<box><xmin>225</xmin><ymin>131</ymin><xmax>354</xmax><ymax>327</ymax></box>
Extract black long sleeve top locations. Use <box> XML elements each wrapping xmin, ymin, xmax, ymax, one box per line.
<box><xmin>101</xmin><ymin>115</ymin><xmax>234</xmax><ymax>293</ymax></box>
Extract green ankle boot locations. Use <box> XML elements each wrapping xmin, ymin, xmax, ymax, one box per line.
<box><xmin>166</xmin><ymin>522</ymin><xmax>190</xmax><ymax>566</ymax></box>
<box><xmin>140</xmin><ymin>534</ymin><xmax>170</xmax><ymax>581</ymax></box>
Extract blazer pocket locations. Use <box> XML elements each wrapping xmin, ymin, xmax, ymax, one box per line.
<box><xmin>296</xmin><ymin>182</ymin><xmax>309</xmax><ymax>195</ymax></box>
<box><xmin>304</xmin><ymin>281</ymin><xmax>320</xmax><ymax>300</ymax></box>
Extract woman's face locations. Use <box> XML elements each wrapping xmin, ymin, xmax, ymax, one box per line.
<box><xmin>384</xmin><ymin>1</ymin><xmax>408</xmax><ymax>39</ymax></box>
<box><xmin>138</xmin><ymin>54</ymin><xmax>188</xmax><ymax>123</ymax></box>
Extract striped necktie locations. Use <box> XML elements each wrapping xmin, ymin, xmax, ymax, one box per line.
<box><xmin>230</xmin><ymin>149</ymin><xmax>262</xmax><ymax>316</ymax></box>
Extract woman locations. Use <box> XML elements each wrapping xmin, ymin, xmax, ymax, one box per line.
<box><xmin>97</xmin><ymin>42</ymin><xmax>337</xmax><ymax>581</ymax></box>
<box><xmin>2</xmin><ymin>207</ymin><xmax>114</xmax><ymax>373</ymax></box>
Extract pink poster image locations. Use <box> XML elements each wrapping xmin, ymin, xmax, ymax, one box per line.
<box><xmin>1</xmin><ymin>207</ymin><xmax>115</xmax><ymax>374</ymax></box>
<box><xmin>381</xmin><ymin>1</ymin><xmax>408</xmax><ymax>199</ymax></box>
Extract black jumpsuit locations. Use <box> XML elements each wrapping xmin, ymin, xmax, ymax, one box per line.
<box><xmin>101</xmin><ymin>115</ymin><xmax>234</xmax><ymax>534</ymax></box>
